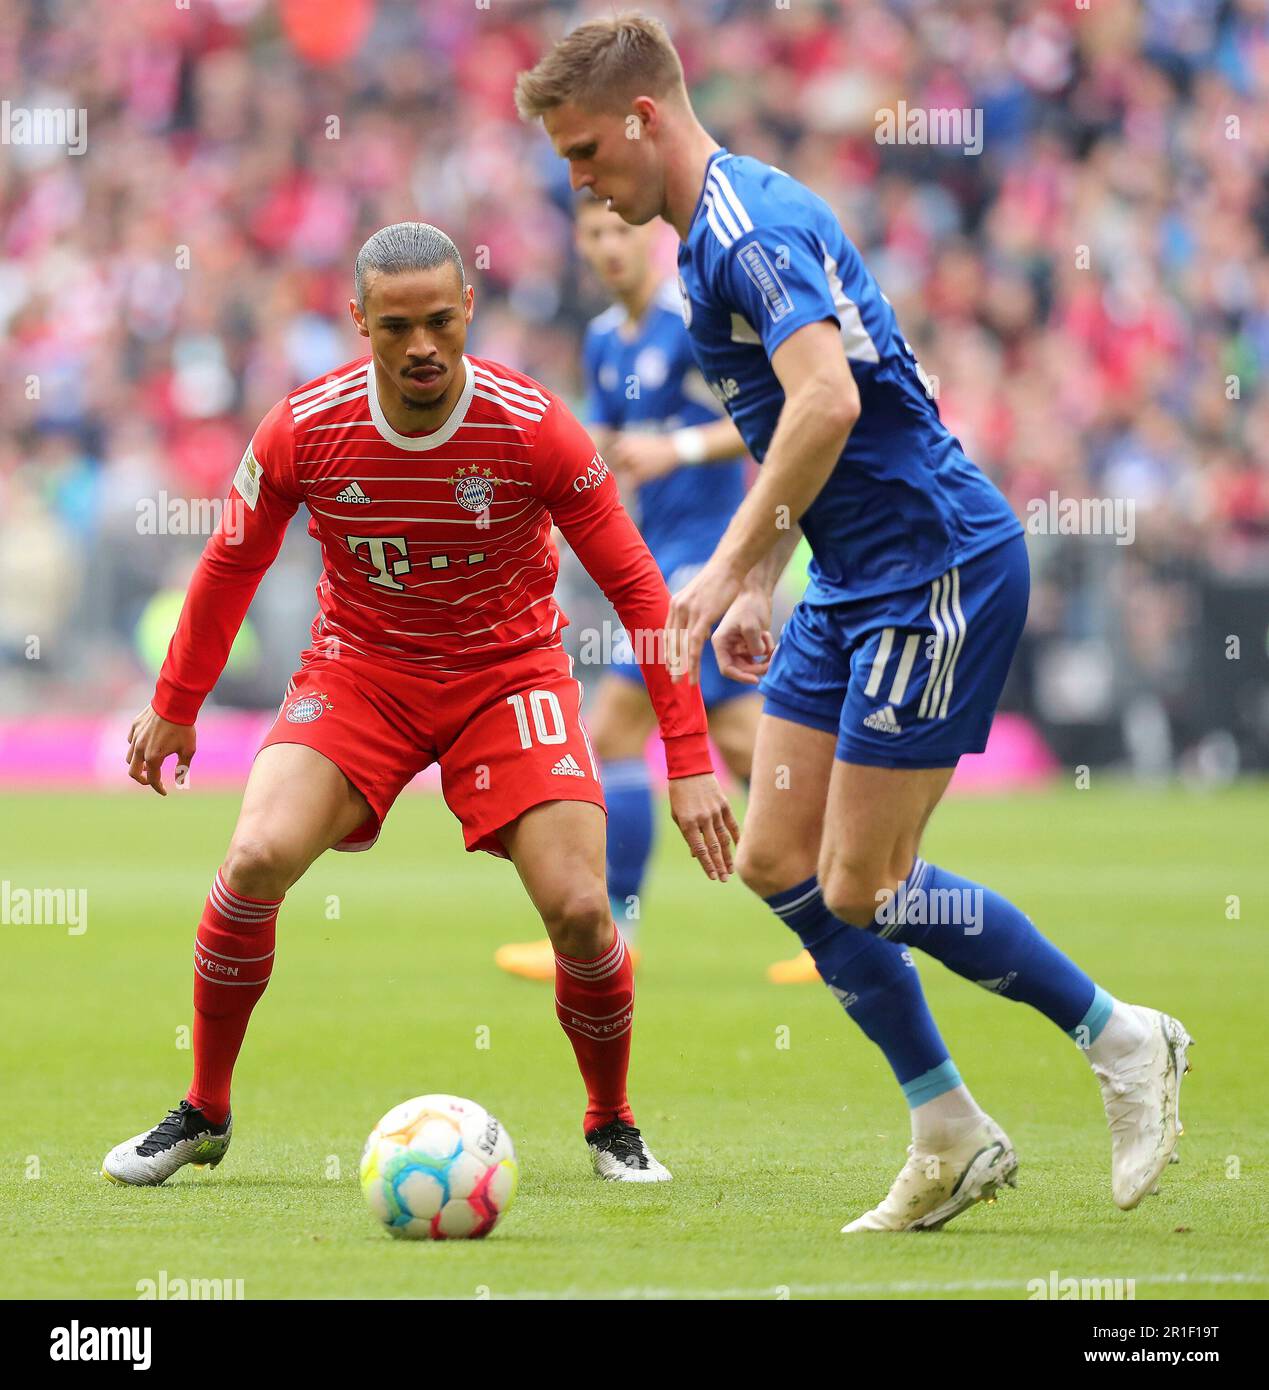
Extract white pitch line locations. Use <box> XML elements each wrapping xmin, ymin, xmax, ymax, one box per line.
<box><xmin>426</xmin><ymin>1272</ymin><xmax>1267</xmax><ymax>1301</ymax></box>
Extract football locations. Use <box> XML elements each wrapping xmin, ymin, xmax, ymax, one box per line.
<box><xmin>359</xmin><ymin>1094</ymin><xmax>518</xmax><ymax>1240</ymax></box>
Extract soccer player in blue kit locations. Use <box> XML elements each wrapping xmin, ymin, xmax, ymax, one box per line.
<box><xmin>497</xmin><ymin>193</ymin><xmax>771</xmax><ymax>980</ymax></box>
<box><xmin>518</xmin><ymin>13</ymin><xmax>1193</xmax><ymax>1231</ymax></box>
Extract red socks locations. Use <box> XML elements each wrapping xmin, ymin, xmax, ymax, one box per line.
<box><xmin>184</xmin><ymin>875</ymin><xmax>631</xmax><ymax>1137</ymax></box>
<box><xmin>185</xmin><ymin>870</ymin><xmax>280</xmax><ymax>1125</ymax></box>
<box><xmin>554</xmin><ymin>927</ymin><xmax>635</xmax><ymax>1134</ymax></box>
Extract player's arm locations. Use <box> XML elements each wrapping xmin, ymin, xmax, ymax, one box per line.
<box><xmin>609</xmin><ymin>414</ymin><xmax>746</xmax><ymax>485</ymax></box>
<box><xmin>716</xmin><ymin>322</ymin><xmax>857</xmax><ymax>575</ymax></box>
<box><xmin>534</xmin><ymin>398</ymin><xmax>740</xmax><ymax>880</ymax></box>
<box><xmin>712</xmin><ymin>524</ymin><xmax>803</xmax><ymax>685</ymax></box>
<box><xmin>668</xmin><ymin>322</ymin><xmax>856</xmax><ymax>680</ymax></box>
<box><xmin>667</xmin><ymin>207</ymin><xmax>862</xmax><ymax>680</ymax></box>
<box><xmin>128</xmin><ymin>403</ymin><xmax>300</xmax><ymax>795</ymax></box>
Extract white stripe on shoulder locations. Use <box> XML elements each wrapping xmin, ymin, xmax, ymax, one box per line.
<box><xmin>293</xmin><ymin>387</ymin><xmax>369</xmax><ymax>423</ymax></box>
<box><xmin>709</xmin><ymin>165</ymin><xmax>754</xmax><ymax>233</ymax></box>
<box><xmin>288</xmin><ymin>364</ymin><xmax>365</xmax><ymax>407</ymax></box>
<box><xmin>471</xmin><ymin>367</ymin><xmax>548</xmax><ymax>408</ymax></box>
<box><xmin>470</xmin><ymin>387</ymin><xmax>543</xmax><ymax>422</ymax></box>
<box><xmin>822</xmin><ymin>245</ymin><xmax>880</xmax><ymax>364</ymax></box>
<box><xmin>706</xmin><ymin>176</ymin><xmax>745</xmax><ymax>243</ymax></box>
<box><xmin>704</xmin><ymin>194</ymin><xmax>735</xmax><ymax>250</ymax></box>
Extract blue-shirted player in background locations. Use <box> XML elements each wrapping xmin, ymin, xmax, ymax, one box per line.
<box><xmin>519</xmin><ymin>13</ymin><xmax>1193</xmax><ymax>1232</ymax></box>
<box><xmin>497</xmin><ymin>194</ymin><xmax>772</xmax><ymax>980</ymax></box>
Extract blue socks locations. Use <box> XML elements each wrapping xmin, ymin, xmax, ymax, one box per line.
<box><xmin>767</xmin><ymin>877</ymin><xmax>962</xmax><ymax>1107</ymax></box>
<box><xmin>603</xmin><ymin>758</ymin><xmax>654</xmax><ymax>943</ymax></box>
<box><xmin>867</xmin><ymin>859</ymin><xmax>1108</xmax><ymax>1042</ymax></box>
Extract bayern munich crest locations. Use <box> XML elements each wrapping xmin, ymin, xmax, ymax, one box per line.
<box><xmin>453</xmin><ymin>474</ymin><xmax>494</xmax><ymax>512</ymax></box>
<box><xmin>284</xmin><ymin>692</ymin><xmax>332</xmax><ymax>724</ymax></box>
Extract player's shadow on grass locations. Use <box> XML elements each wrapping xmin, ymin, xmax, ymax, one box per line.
<box><xmin>153</xmin><ymin>1175</ymin><xmax>328</xmax><ymax>1191</ymax></box>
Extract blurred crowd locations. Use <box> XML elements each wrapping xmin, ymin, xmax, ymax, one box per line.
<box><xmin>1</xmin><ymin>0</ymin><xmax>1267</xmax><ymax>770</ymax></box>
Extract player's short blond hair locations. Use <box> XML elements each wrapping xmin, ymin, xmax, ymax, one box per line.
<box><xmin>514</xmin><ymin>12</ymin><xmax>688</xmax><ymax>121</ymax></box>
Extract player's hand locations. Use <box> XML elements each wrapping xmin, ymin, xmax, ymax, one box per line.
<box><xmin>609</xmin><ymin>433</ymin><xmax>678</xmax><ymax>485</ymax></box>
<box><xmin>665</xmin><ymin>556</ymin><xmax>745</xmax><ymax>685</ymax></box>
<box><xmin>713</xmin><ymin>589</ymin><xmax>776</xmax><ymax>685</ymax></box>
<box><xmin>667</xmin><ymin>773</ymin><xmax>740</xmax><ymax>882</ymax></box>
<box><xmin>126</xmin><ymin>704</ymin><xmax>196</xmax><ymax>797</ymax></box>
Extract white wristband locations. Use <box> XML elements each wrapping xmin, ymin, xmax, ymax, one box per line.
<box><xmin>672</xmin><ymin>427</ymin><xmax>707</xmax><ymax>465</ymax></box>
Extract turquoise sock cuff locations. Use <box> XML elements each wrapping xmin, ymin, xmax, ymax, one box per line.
<box><xmin>902</xmin><ymin>1059</ymin><xmax>963</xmax><ymax>1108</ymax></box>
<box><xmin>1069</xmin><ymin>984</ymin><xmax>1114</xmax><ymax>1045</ymax></box>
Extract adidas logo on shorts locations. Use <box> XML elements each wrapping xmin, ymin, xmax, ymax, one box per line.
<box><xmin>863</xmin><ymin>705</ymin><xmax>903</xmax><ymax>734</ymax></box>
<box><xmin>550</xmin><ymin>754</ymin><xmax>587</xmax><ymax>778</ymax></box>
<box><xmin>334</xmin><ymin>482</ymin><xmax>372</xmax><ymax>504</ymax></box>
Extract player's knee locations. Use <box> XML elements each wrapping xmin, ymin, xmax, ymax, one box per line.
<box><xmin>736</xmin><ymin>838</ymin><xmax>811</xmax><ymax>901</ymax></box>
<box><xmin>222</xmin><ymin>834</ymin><xmax>302</xmax><ymax>900</ymax></box>
<box><xmin>540</xmin><ymin>882</ymin><xmax>613</xmax><ymax>959</ymax></box>
<box><xmin>820</xmin><ymin>860</ymin><xmax>897</xmax><ymax>929</ymax></box>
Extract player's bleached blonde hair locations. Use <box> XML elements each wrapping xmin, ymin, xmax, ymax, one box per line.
<box><xmin>513</xmin><ymin>11</ymin><xmax>688</xmax><ymax>121</ymax></box>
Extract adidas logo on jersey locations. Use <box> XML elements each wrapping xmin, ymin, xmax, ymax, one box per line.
<box><xmin>334</xmin><ymin>482</ymin><xmax>372</xmax><ymax>504</ymax></box>
<box><xmin>863</xmin><ymin>705</ymin><xmax>903</xmax><ymax>734</ymax></box>
<box><xmin>550</xmin><ymin>754</ymin><xmax>586</xmax><ymax>778</ymax></box>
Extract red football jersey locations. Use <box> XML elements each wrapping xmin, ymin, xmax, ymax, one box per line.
<box><xmin>153</xmin><ymin>353</ymin><xmax>710</xmax><ymax>777</ymax></box>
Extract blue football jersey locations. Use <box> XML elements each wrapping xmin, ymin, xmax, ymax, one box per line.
<box><xmin>676</xmin><ymin>149</ymin><xmax>1022</xmax><ymax>604</ymax></box>
<box><xmin>581</xmin><ymin>278</ymin><xmax>747</xmax><ymax>568</ymax></box>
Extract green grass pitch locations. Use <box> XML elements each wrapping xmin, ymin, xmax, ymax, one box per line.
<box><xmin>1</xmin><ymin>782</ymin><xmax>1265</xmax><ymax>1300</ymax></box>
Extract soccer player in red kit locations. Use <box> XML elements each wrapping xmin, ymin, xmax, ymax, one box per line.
<box><xmin>103</xmin><ymin>221</ymin><xmax>737</xmax><ymax>1187</ymax></box>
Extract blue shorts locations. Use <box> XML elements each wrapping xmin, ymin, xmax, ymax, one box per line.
<box><xmin>759</xmin><ymin>534</ymin><xmax>1029</xmax><ymax>768</ymax></box>
<box><xmin>613</xmin><ymin>558</ymin><xmax>754</xmax><ymax>711</ymax></box>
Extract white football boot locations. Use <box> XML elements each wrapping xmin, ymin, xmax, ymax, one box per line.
<box><xmin>843</xmin><ymin>1116</ymin><xmax>1017</xmax><ymax>1232</ymax></box>
<box><xmin>587</xmin><ymin>1119</ymin><xmax>672</xmax><ymax>1183</ymax></box>
<box><xmin>1092</xmin><ymin>1006</ymin><xmax>1192</xmax><ymax>1210</ymax></box>
<box><xmin>103</xmin><ymin>1100</ymin><xmax>232</xmax><ymax>1186</ymax></box>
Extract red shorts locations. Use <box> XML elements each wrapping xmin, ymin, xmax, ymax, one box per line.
<box><xmin>259</xmin><ymin>645</ymin><xmax>605</xmax><ymax>857</ymax></box>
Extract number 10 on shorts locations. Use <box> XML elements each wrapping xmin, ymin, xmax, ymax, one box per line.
<box><xmin>506</xmin><ymin>690</ymin><xmax>567</xmax><ymax>749</ymax></box>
